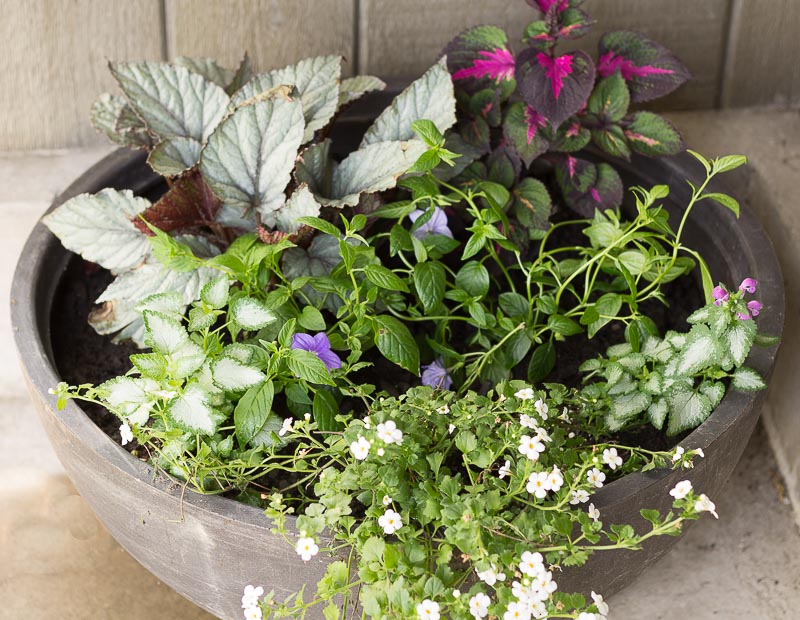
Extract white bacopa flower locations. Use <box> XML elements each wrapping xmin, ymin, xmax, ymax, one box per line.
<box><xmin>591</xmin><ymin>591</ymin><xmax>609</xmax><ymax>615</ymax></box>
<box><xmin>377</xmin><ymin>420</ymin><xmax>404</xmax><ymax>445</ymax></box>
<box><xmin>588</xmin><ymin>503</ymin><xmax>600</xmax><ymax>522</ymax></box>
<box><xmin>476</xmin><ymin>565</ymin><xmax>505</xmax><ymax>586</ymax></box>
<box><xmin>241</xmin><ymin>585</ymin><xmax>264</xmax><ymax>609</ymax></box>
<box><xmin>378</xmin><ymin>508</ymin><xmax>403</xmax><ymax>535</ymax></box>
<box><xmin>503</xmin><ymin>600</ymin><xmax>532</xmax><ymax>620</ymax></box>
<box><xmin>520</xmin><ymin>413</ymin><xmax>537</xmax><ymax>429</ymax></box>
<box><xmin>515</xmin><ymin>387</ymin><xmax>535</xmax><ymax>401</ymax></box>
<box><xmin>349</xmin><ymin>436</ymin><xmax>370</xmax><ymax>460</ymax></box>
<box><xmin>568</xmin><ymin>432</ymin><xmax>576</xmax><ymax>439</ymax></box>
<box><xmin>531</xmin><ymin>570</ymin><xmax>557</xmax><ymax>599</ymax></box>
<box><xmin>695</xmin><ymin>448</ymin><xmax>705</xmax><ymax>458</ymax></box>
<box><xmin>519</xmin><ymin>435</ymin><xmax>546</xmax><ymax>461</ymax></box>
<box><xmin>377</xmin><ymin>447</ymin><xmax>385</xmax><ymax>456</ymax></box>
<box><xmin>533</xmin><ymin>399</ymin><xmax>548</xmax><ymax>419</ymax></box>
<box><xmin>498</xmin><ymin>459</ymin><xmax>512</xmax><ymax>479</ymax></box>
<box><xmin>278</xmin><ymin>417</ymin><xmax>293</xmax><ymax>437</ymax></box>
<box><xmin>547</xmin><ymin>466</ymin><xmax>564</xmax><ymax>492</ymax></box>
<box><xmin>527</xmin><ymin>472</ymin><xmax>551</xmax><ymax>499</ymax></box>
<box><xmin>669</xmin><ymin>480</ymin><xmax>693</xmax><ymax>500</ymax></box>
<box><xmin>586</xmin><ymin>468</ymin><xmax>606</xmax><ymax>488</ymax></box>
<box><xmin>695</xmin><ymin>493</ymin><xmax>719</xmax><ymax>518</ymax></box>
<box><xmin>303</xmin><ymin>412</ymin><xmax>311</xmax><ymax>421</ymax></box>
<box><xmin>295</xmin><ymin>536</ymin><xmax>319</xmax><ymax>562</ymax></box>
<box><xmin>119</xmin><ymin>422</ymin><xmax>134</xmax><ymax>446</ymax></box>
<box><xmin>469</xmin><ymin>592</ymin><xmax>491</xmax><ymax>619</ymax></box>
<box><xmin>448</xmin><ymin>424</ymin><xmax>456</xmax><ymax>434</ymax></box>
<box><xmin>244</xmin><ymin>606</ymin><xmax>263</xmax><ymax>620</ymax></box>
<box><xmin>416</xmin><ymin>599</ymin><xmax>440</xmax><ymax>620</ymax></box>
<box><xmin>363</xmin><ymin>416</ymin><xmax>371</xmax><ymax>429</ymax></box>
<box><xmin>529</xmin><ymin>600</ymin><xmax>548</xmax><ymax>619</ymax></box>
<box><xmin>452</xmin><ymin>589</ymin><xmax>461</xmax><ymax>599</ymax></box>
<box><xmin>602</xmin><ymin>448</ymin><xmax>623</xmax><ymax>470</ymax></box>
<box><xmin>577</xmin><ymin>614</ymin><xmax>597</xmax><ymax>620</ymax></box>
<box><xmin>570</xmin><ymin>489</ymin><xmax>590</xmax><ymax>505</ymax></box>
<box><xmin>382</xmin><ymin>494</ymin><xmax>392</xmax><ymax>506</ymax></box>
<box><xmin>535</xmin><ymin>427</ymin><xmax>551</xmax><ymax>443</ymax></box>
<box><xmin>437</xmin><ymin>404</ymin><xmax>450</xmax><ymax>415</ymax></box>
<box><xmin>519</xmin><ymin>550</ymin><xmax>545</xmax><ymax>576</ymax></box>
<box><xmin>672</xmin><ymin>446</ymin><xmax>685</xmax><ymax>462</ymax></box>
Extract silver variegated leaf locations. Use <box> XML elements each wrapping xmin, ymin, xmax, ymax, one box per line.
<box><xmin>674</xmin><ymin>326</ymin><xmax>720</xmax><ymax>376</ymax></box>
<box><xmin>233</xmin><ymin>55</ymin><xmax>341</xmax><ymax>143</ymax></box>
<box><xmin>91</xmin><ymin>93</ymin><xmax>152</xmax><ymax>148</ymax></box>
<box><xmin>282</xmin><ymin>235</ymin><xmax>342</xmax><ymax>279</ymax></box>
<box><xmin>666</xmin><ymin>386</ymin><xmax>713</xmax><ymax>436</ymax></box>
<box><xmin>201</xmin><ymin>96</ymin><xmax>304</xmax><ymax>227</ymax></box>
<box><xmin>42</xmin><ymin>188</ymin><xmax>152</xmax><ymax>274</ymax></box>
<box><xmin>101</xmin><ymin>376</ymin><xmax>159</xmax><ymax>426</ymax></box>
<box><xmin>723</xmin><ymin>320</ymin><xmax>756</xmax><ymax>366</ymax></box>
<box><xmin>338</xmin><ymin>75</ymin><xmax>387</xmax><ymax>108</ymax></box>
<box><xmin>607</xmin><ymin>391</ymin><xmax>651</xmax><ymax>430</ymax></box>
<box><xmin>731</xmin><ymin>367</ymin><xmax>766</xmax><ymax>391</ymax></box>
<box><xmin>262</xmin><ymin>185</ymin><xmax>321</xmax><ymax>233</ymax></box>
<box><xmin>174</xmin><ymin>56</ymin><xmax>235</xmax><ymax>90</ymax></box>
<box><xmin>230</xmin><ymin>297</ymin><xmax>276</xmax><ymax>331</ymax></box>
<box><xmin>167</xmin><ymin>384</ymin><xmax>218</xmax><ymax>435</ymax></box>
<box><xmin>147</xmin><ymin>137</ymin><xmax>203</xmax><ymax>177</ymax></box>
<box><xmin>322</xmin><ymin>140</ymin><xmax>428</xmax><ymax>207</ymax></box>
<box><xmin>295</xmin><ymin>140</ymin><xmax>333</xmax><ymax>197</ymax></box>
<box><xmin>141</xmin><ymin>310</ymin><xmax>189</xmax><ymax>355</ymax></box>
<box><xmin>360</xmin><ymin>57</ymin><xmax>456</xmax><ymax>147</ymax></box>
<box><xmin>647</xmin><ymin>398</ymin><xmax>668</xmax><ymax>429</ymax></box>
<box><xmin>110</xmin><ymin>61</ymin><xmax>229</xmax><ymax>142</ymax></box>
<box><xmin>211</xmin><ymin>357</ymin><xmax>265</xmax><ymax>391</ymax></box>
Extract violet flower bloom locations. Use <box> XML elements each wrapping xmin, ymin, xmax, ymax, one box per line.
<box><xmin>421</xmin><ymin>358</ymin><xmax>453</xmax><ymax>390</ymax></box>
<box><xmin>712</xmin><ymin>285</ymin><xmax>729</xmax><ymax>307</ymax></box>
<box><xmin>736</xmin><ymin>312</ymin><xmax>751</xmax><ymax>321</ymax></box>
<box><xmin>739</xmin><ymin>278</ymin><xmax>758</xmax><ymax>294</ymax></box>
<box><xmin>409</xmin><ymin>207</ymin><xmax>453</xmax><ymax>240</ymax></box>
<box><xmin>292</xmin><ymin>333</ymin><xmax>342</xmax><ymax>371</ymax></box>
<box><xmin>747</xmin><ymin>300</ymin><xmax>763</xmax><ymax>317</ymax></box>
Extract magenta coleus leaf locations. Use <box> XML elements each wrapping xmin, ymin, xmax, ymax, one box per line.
<box><xmin>623</xmin><ymin>111</ymin><xmax>685</xmax><ymax>156</ymax></box>
<box><xmin>516</xmin><ymin>49</ymin><xmax>595</xmax><ymax>128</ymax></box>
<box><xmin>503</xmin><ymin>102</ymin><xmax>550</xmax><ymax>166</ymax></box>
<box><xmin>526</xmin><ymin>0</ymin><xmax>569</xmax><ymax>14</ymax></box>
<box><xmin>555</xmin><ymin>156</ymin><xmax>622</xmax><ymax>216</ymax></box>
<box><xmin>598</xmin><ymin>31</ymin><xmax>690</xmax><ymax>103</ymax></box>
<box><xmin>452</xmin><ymin>48</ymin><xmax>515</xmax><ymax>83</ymax></box>
<box><xmin>445</xmin><ymin>25</ymin><xmax>516</xmax><ymax>97</ymax></box>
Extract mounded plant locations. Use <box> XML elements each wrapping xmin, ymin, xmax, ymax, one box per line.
<box><xmin>39</xmin><ymin>1</ymin><xmax>779</xmax><ymax>619</ymax></box>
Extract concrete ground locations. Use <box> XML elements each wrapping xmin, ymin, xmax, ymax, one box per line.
<box><xmin>2</xmin><ymin>108</ymin><xmax>800</xmax><ymax>619</ymax></box>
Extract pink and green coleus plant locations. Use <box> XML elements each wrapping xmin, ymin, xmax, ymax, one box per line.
<box><xmin>441</xmin><ymin>0</ymin><xmax>690</xmax><ymax>235</ymax></box>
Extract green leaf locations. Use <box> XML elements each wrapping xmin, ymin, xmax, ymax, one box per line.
<box><xmin>411</xmin><ymin>119</ymin><xmax>445</xmax><ymax>146</ymax></box>
<box><xmin>687</xmin><ymin>149</ymin><xmax>712</xmax><ymax>174</ymax></box>
<box><xmin>230</xmin><ymin>297</ymin><xmax>277</xmax><ymax>330</ymax></box>
<box><xmin>528</xmin><ymin>341</ymin><xmax>556</xmax><ymax>383</ymax></box>
<box><xmin>623</xmin><ymin>112</ymin><xmax>684</xmax><ymax>156</ymax></box>
<box><xmin>499</xmin><ymin>292</ymin><xmax>530</xmax><ymax>318</ymax></box>
<box><xmin>754</xmin><ymin>333</ymin><xmax>781</xmax><ymax>347</ymax></box>
<box><xmin>731</xmin><ymin>367</ymin><xmax>767</xmax><ymax>391</ymax></box>
<box><xmin>144</xmin><ymin>221</ymin><xmax>200</xmax><ymax>272</ymax></box>
<box><xmin>547</xmin><ymin>314</ymin><xmax>583</xmax><ymax>336</ymax></box>
<box><xmin>513</xmin><ymin>177</ymin><xmax>551</xmax><ymax>234</ymax></box>
<box><xmin>130</xmin><ymin>353</ymin><xmax>168</xmax><ymax>381</ymax></box>
<box><xmin>42</xmin><ymin>189</ymin><xmax>152</xmax><ymax>273</ymax></box>
<box><xmin>588</xmin><ymin>293</ymin><xmax>623</xmax><ymax>338</ymax></box>
<box><xmin>234</xmin><ymin>380</ymin><xmax>275</xmax><ymax>446</ymax></box>
<box><xmin>455</xmin><ymin>261</ymin><xmax>490</xmax><ymax>299</ymax></box>
<box><xmin>373</xmin><ymin>315</ymin><xmax>420</xmax><ymax>374</ymax></box>
<box><xmin>712</xmin><ymin>154</ymin><xmax>747</xmax><ymax>174</ymax></box>
<box><xmin>505</xmin><ymin>330</ymin><xmax>532</xmax><ymax>366</ymax></box>
<box><xmin>200</xmin><ymin>95</ymin><xmax>305</xmax><ymax>228</ymax></box>
<box><xmin>110</xmin><ymin>61</ymin><xmax>229</xmax><ymax>142</ymax></box>
<box><xmin>361</xmin><ymin>58</ymin><xmax>456</xmax><ymax>146</ymax></box>
<box><xmin>313</xmin><ymin>389</ymin><xmax>341</xmax><ymax>431</ymax></box>
<box><xmin>413</xmin><ymin>261</ymin><xmax>447</xmax><ymax>312</ymax></box>
<box><xmin>287</xmin><ymin>349</ymin><xmax>336</xmax><ymax>385</ymax></box>
<box><xmin>298</xmin><ymin>306</ymin><xmax>326</xmax><ymax>331</ymax></box>
<box><xmin>588</xmin><ymin>71</ymin><xmax>630</xmax><ymax>122</ymax></box>
<box><xmin>503</xmin><ymin>102</ymin><xmax>549</xmax><ymax>166</ymax></box>
<box><xmin>617</xmin><ymin>250</ymin><xmax>647</xmax><ymax>275</ymax></box>
<box><xmin>701</xmin><ymin>192</ymin><xmax>740</xmax><ymax>217</ymax></box>
<box><xmin>364</xmin><ymin>264</ymin><xmax>409</xmax><ymax>292</ymax></box>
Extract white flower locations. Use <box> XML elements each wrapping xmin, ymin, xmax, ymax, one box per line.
<box><xmin>568</xmin><ymin>432</ymin><xmax>575</xmax><ymax>439</ymax></box>
<box><xmin>695</xmin><ymin>448</ymin><xmax>705</xmax><ymax>458</ymax></box>
<box><xmin>695</xmin><ymin>493</ymin><xmax>719</xmax><ymax>518</ymax></box>
<box><xmin>448</xmin><ymin>424</ymin><xmax>456</xmax><ymax>434</ymax></box>
<box><xmin>520</xmin><ymin>413</ymin><xmax>537</xmax><ymax>429</ymax></box>
<box><xmin>304</xmin><ymin>412</ymin><xmax>311</xmax><ymax>421</ymax></box>
<box><xmin>278</xmin><ymin>417</ymin><xmax>294</xmax><ymax>437</ymax></box>
<box><xmin>515</xmin><ymin>387</ymin><xmax>535</xmax><ymax>401</ymax></box>
<box><xmin>498</xmin><ymin>460</ymin><xmax>512</xmax><ymax>479</ymax></box>
<box><xmin>416</xmin><ymin>599</ymin><xmax>440</xmax><ymax>620</ymax></box>
<box><xmin>244</xmin><ymin>606</ymin><xmax>263</xmax><ymax>620</ymax></box>
<box><xmin>533</xmin><ymin>399</ymin><xmax>548</xmax><ymax>419</ymax></box>
<box><xmin>242</xmin><ymin>585</ymin><xmax>264</xmax><ymax>609</ymax></box>
<box><xmin>602</xmin><ymin>448</ymin><xmax>623</xmax><ymax>470</ymax></box>
<box><xmin>503</xmin><ymin>601</ymin><xmax>532</xmax><ymax>620</ymax></box>
<box><xmin>531</xmin><ymin>570</ymin><xmax>557</xmax><ymax>600</ymax></box>
<box><xmin>452</xmin><ymin>589</ymin><xmax>461</xmax><ymax>599</ymax></box>
<box><xmin>469</xmin><ymin>592</ymin><xmax>491</xmax><ymax>619</ymax></box>
<box><xmin>547</xmin><ymin>466</ymin><xmax>564</xmax><ymax>492</ymax></box>
<box><xmin>377</xmin><ymin>420</ymin><xmax>403</xmax><ymax>445</ymax></box>
<box><xmin>382</xmin><ymin>494</ymin><xmax>392</xmax><ymax>506</ymax></box>
<box><xmin>586</xmin><ymin>468</ymin><xmax>606</xmax><ymax>488</ymax></box>
<box><xmin>476</xmin><ymin>565</ymin><xmax>506</xmax><ymax>586</ymax></box>
<box><xmin>519</xmin><ymin>551</ymin><xmax>545</xmax><ymax>577</ymax></box>
<box><xmin>377</xmin><ymin>447</ymin><xmax>385</xmax><ymax>457</ymax></box>
<box><xmin>519</xmin><ymin>435</ymin><xmax>546</xmax><ymax>461</ymax></box>
<box><xmin>349</xmin><ymin>436</ymin><xmax>370</xmax><ymax>460</ymax></box>
<box><xmin>570</xmin><ymin>489</ymin><xmax>590</xmax><ymax>505</ymax></box>
<box><xmin>672</xmin><ymin>446</ymin><xmax>685</xmax><ymax>462</ymax></box>
<box><xmin>535</xmin><ymin>427</ymin><xmax>551</xmax><ymax>443</ymax></box>
<box><xmin>378</xmin><ymin>508</ymin><xmax>403</xmax><ymax>535</ymax></box>
<box><xmin>588</xmin><ymin>503</ymin><xmax>600</xmax><ymax>522</ymax></box>
<box><xmin>577</xmin><ymin>614</ymin><xmax>597</xmax><ymax>620</ymax></box>
<box><xmin>119</xmin><ymin>422</ymin><xmax>134</xmax><ymax>446</ymax></box>
<box><xmin>529</xmin><ymin>600</ymin><xmax>548</xmax><ymax>619</ymax></box>
<box><xmin>527</xmin><ymin>472</ymin><xmax>551</xmax><ymax>498</ymax></box>
<box><xmin>669</xmin><ymin>480</ymin><xmax>693</xmax><ymax>500</ymax></box>
<box><xmin>295</xmin><ymin>536</ymin><xmax>319</xmax><ymax>562</ymax></box>
<box><xmin>591</xmin><ymin>591</ymin><xmax>609</xmax><ymax>616</ymax></box>
<box><xmin>363</xmin><ymin>416</ymin><xmax>371</xmax><ymax>429</ymax></box>
<box><xmin>437</xmin><ymin>405</ymin><xmax>450</xmax><ymax>415</ymax></box>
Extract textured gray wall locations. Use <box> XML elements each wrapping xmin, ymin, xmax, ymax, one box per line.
<box><xmin>1</xmin><ymin>0</ymin><xmax>798</xmax><ymax>149</ymax></box>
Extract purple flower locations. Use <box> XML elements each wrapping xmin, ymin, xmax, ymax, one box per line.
<box><xmin>409</xmin><ymin>207</ymin><xmax>453</xmax><ymax>240</ymax></box>
<box><xmin>292</xmin><ymin>333</ymin><xmax>342</xmax><ymax>371</ymax></box>
<box><xmin>739</xmin><ymin>278</ymin><xmax>758</xmax><ymax>294</ymax></box>
<box><xmin>747</xmin><ymin>300</ymin><xmax>763</xmax><ymax>317</ymax></box>
<box><xmin>736</xmin><ymin>312</ymin><xmax>751</xmax><ymax>321</ymax></box>
<box><xmin>421</xmin><ymin>359</ymin><xmax>453</xmax><ymax>390</ymax></box>
<box><xmin>712</xmin><ymin>285</ymin><xmax>729</xmax><ymax>307</ymax></box>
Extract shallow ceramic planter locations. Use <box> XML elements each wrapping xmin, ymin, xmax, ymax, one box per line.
<box><xmin>11</xmin><ymin>146</ymin><xmax>783</xmax><ymax>618</ymax></box>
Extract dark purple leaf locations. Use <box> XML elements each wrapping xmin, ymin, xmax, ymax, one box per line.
<box><xmin>555</xmin><ymin>156</ymin><xmax>622</xmax><ymax>216</ymax></box>
<box><xmin>487</xmin><ymin>144</ymin><xmax>522</xmax><ymax>189</ymax></box>
<box><xmin>516</xmin><ymin>49</ymin><xmax>595</xmax><ymax>128</ymax></box>
<box><xmin>526</xmin><ymin>0</ymin><xmax>569</xmax><ymax>13</ymax></box>
<box><xmin>468</xmin><ymin>88</ymin><xmax>503</xmax><ymax>127</ymax></box>
<box><xmin>556</xmin><ymin>8</ymin><xmax>593</xmax><ymax>40</ymax></box>
<box><xmin>457</xmin><ymin>116</ymin><xmax>492</xmax><ymax>152</ymax></box>
<box><xmin>598</xmin><ymin>31</ymin><xmax>690</xmax><ymax>103</ymax></box>
<box><xmin>623</xmin><ymin>111</ymin><xmax>685</xmax><ymax>156</ymax></box>
<box><xmin>133</xmin><ymin>170</ymin><xmax>221</xmax><ymax>235</ymax></box>
<box><xmin>503</xmin><ymin>102</ymin><xmax>550</xmax><ymax>165</ymax></box>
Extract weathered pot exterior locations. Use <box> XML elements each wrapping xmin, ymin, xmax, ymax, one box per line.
<box><xmin>11</xmin><ymin>149</ymin><xmax>784</xmax><ymax>617</ymax></box>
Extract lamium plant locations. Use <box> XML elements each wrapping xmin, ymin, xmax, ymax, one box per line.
<box><xmin>43</xmin><ymin>1</ymin><xmax>779</xmax><ymax>619</ymax></box>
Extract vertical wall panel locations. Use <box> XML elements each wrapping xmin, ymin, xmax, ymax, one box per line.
<box><xmin>721</xmin><ymin>0</ymin><xmax>800</xmax><ymax>108</ymax></box>
<box><xmin>0</xmin><ymin>1</ymin><xmax>164</xmax><ymax>150</ymax></box>
<box><xmin>359</xmin><ymin>0</ymin><xmax>730</xmax><ymax>109</ymax></box>
<box><xmin>166</xmin><ymin>0</ymin><xmax>356</xmax><ymax>77</ymax></box>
